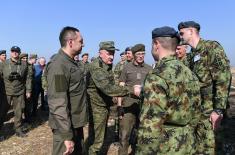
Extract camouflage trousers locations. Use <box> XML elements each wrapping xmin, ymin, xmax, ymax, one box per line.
<box><xmin>195</xmin><ymin>118</ymin><xmax>215</xmax><ymax>155</ymax></box>
<box><xmin>136</xmin><ymin>125</ymin><xmax>196</xmax><ymax>155</ymax></box>
<box><xmin>88</xmin><ymin>104</ymin><xmax>108</xmax><ymax>155</ymax></box>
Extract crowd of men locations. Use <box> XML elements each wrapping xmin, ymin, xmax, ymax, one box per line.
<box><xmin>0</xmin><ymin>20</ymin><xmax>232</xmax><ymax>155</ymax></box>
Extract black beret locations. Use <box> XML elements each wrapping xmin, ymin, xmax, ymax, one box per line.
<box><xmin>178</xmin><ymin>21</ymin><xmax>200</xmax><ymax>31</ymax></box>
<box><xmin>82</xmin><ymin>53</ymin><xmax>89</xmax><ymax>57</ymax></box>
<box><xmin>120</xmin><ymin>51</ymin><xmax>126</xmax><ymax>56</ymax></box>
<box><xmin>0</xmin><ymin>50</ymin><xmax>6</xmax><ymax>55</ymax></box>
<box><xmin>152</xmin><ymin>26</ymin><xmax>180</xmax><ymax>40</ymax></box>
<box><xmin>11</xmin><ymin>46</ymin><xmax>21</xmax><ymax>53</ymax></box>
<box><xmin>131</xmin><ymin>44</ymin><xmax>145</xmax><ymax>54</ymax></box>
<box><xmin>125</xmin><ymin>47</ymin><xmax>132</xmax><ymax>52</ymax></box>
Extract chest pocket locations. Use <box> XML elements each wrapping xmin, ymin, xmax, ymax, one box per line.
<box><xmin>70</xmin><ymin>66</ymin><xmax>83</xmax><ymax>84</ymax></box>
<box><xmin>191</xmin><ymin>52</ymin><xmax>211</xmax><ymax>83</ymax></box>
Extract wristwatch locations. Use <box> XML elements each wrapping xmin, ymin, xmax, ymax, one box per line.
<box><xmin>213</xmin><ymin>109</ymin><xmax>224</xmax><ymax>116</ymax></box>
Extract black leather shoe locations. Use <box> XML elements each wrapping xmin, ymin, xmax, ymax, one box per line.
<box><xmin>16</xmin><ymin>130</ymin><xmax>27</xmax><ymax>137</ymax></box>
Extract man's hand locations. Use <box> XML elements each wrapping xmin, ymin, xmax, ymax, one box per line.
<box><xmin>26</xmin><ymin>92</ymin><xmax>31</xmax><ymax>99</ymax></box>
<box><xmin>210</xmin><ymin>111</ymin><xmax>223</xmax><ymax>131</ymax></box>
<box><xmin>63</xmin><ymin>140</ymin><xmax>74</xmax><ymax>155</ymax></box>
<box><xmin>133</xmin><ymin>85</ymin><xmax>141</xmax><ymax>97</ymax></box>
<box><xmin>117</xmin><ymin>106</ymin><xmax>125</xmax><ymax>120</ymax></box>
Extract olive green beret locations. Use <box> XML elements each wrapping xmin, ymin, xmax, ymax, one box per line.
<box><xmin>82</xmin><ymin>53</ymin><xmax>89</xmax><ymax>57</ymax></box>
<box><xmin>99</xmin><ymin>41</ymin><xmax>119</xmax><ymax>52</ymax></box>
<box><xmin>29</xmin><ymin>54</ymin><xmax>37</xmax><ymax>59</ymax></box>
<box><xmin>19</xmin><ymin>53</ymin><xmax>28</xmax><ymax>59</ymax></box>
<box><xmin>131</xmin><ymin>44</ymin><xmax>145</xmax><ymax>54</ymax></box>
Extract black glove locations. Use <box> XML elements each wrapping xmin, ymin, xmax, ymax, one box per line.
<box><xmin>117</xmin><ymin>106</ymin><xmax>125</xmax><ymax>117</ymax></box>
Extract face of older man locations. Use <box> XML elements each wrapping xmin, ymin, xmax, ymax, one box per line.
<box><xmin>99</xmin><ymin>50</ymin><xmax>114</xmax><ymax>65</ymax></box>
<box><xmin>176</xmin><ymin>45</ymin><xmax>187</xmax><ymax>59</ymax></box>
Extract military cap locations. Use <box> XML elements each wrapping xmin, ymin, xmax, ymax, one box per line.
<box><xmin>99</xmin><ymin>41</ymin><xmax>119</xmax><ymax>52</ymax></box>
<box><xmin>131</xmin><ymin>44</ymin><xmax>145</xmax><ymax>54</ymax></box>
<box><xmin>178</xmin><ymin>21</ymin><xmax>200</xmax><ymax>31</ymax></box>
<box><xmin>29</xmin><ymin>54</ymin><xmax>37</xmax><ymax>59</ymax></box>
<box><xmin>19</xmin><ymin>53</ymin><xmax>28</xmax><ymax>59</ymax></box>
<box><xmin>125</xmin><ymin>47</ymin><xmax>132</xmax><ymax>52</ymax></box>
<box><xmin>0</xmin><ymin>50</ymin><xmax>6</xmax><ymax>55</ymax></box>
<box><xmin>11</xmin><ymin>46</ymin><xmax>21</xmax><ymax>53</ymax></box>
<box><xmin>120</xmin><ymin>51</ymin><xmax>126</xmax><ymax>56</ymax></box>
<box><xmin>152</xmin><ymin>26</ymin><xmax>180</xmax><ymax>40</ymax></box>
<box><xmin>82</xmin><ymin>53</ymin><xmax>89</xmax><ymax>57</ymax></box>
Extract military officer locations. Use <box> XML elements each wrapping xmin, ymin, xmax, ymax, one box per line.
<box><xmin>47</xmin><ymin>26</ymin><xmax>87</xmax><ymax>155</ymax></box>
<box><xmin>87</xmin><ymin>41</ymin><xmax>131</xmax><ymax>155</ymax></box>
<box><xmin>113</xmin><ymin>51</ymin><xmax>127</xmax><ymax>84</ymax></box>
<box><xmin>136</xmin><ymin>26</ymin><xmax>201</xmax><ymax>154</ymax></box>
<box><xmin>19</xmin><ymin>53</ymin><xmax>28</xmax><ymax>62</ymax></box>
<box><xmin>178</xmin><ymin>21</ymin><xmax>232</xmax><ymax>154</ymax></box>
<box><xmin>0</xmin><ymin>46</ymin><xmax>32</xmax><ymax>137</ymax></box>
<box><xmin>118</xmin><ymin>43</ymin><xmax>152</xmax><ymax>155</ymax></box>
<box><xmin>0</xmin><ymin>50</ymin><xmax>7</xmax><ymax>62</ymax></box>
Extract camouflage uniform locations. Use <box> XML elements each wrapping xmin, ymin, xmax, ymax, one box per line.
<box><xmin>0</xmin><ymin>58</ymin><xmax>32</xmax><ymax>132</ymax></box>
<box><xmin>136</xmin><ymin>55</ymin><xmax>201</xmax><ymax>155</ymax></box>
<box><xmin>113</xmin><ymin>61</ymin><xmax>127</xmax><ymax>84</ymax></box>
<box><xmin>87</xmin><ymin>57</ymin><xmax>129</xmax><ymax>155</ymax></box>
<box><xmin>183</xmin><ymin>39</ymin><xmax>231</xmax><ymax>154</ymax></box>
<box><xmin>47</xmin><ymin>49</ymin><xmax>88</xmax><ymax>155</ymax></box>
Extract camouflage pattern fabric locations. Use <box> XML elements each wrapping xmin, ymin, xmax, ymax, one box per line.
<box><xmin>86</xmin><ymin>57</ymin><xmax>129</xmax><ymax>155</ymax></box>
<box><xmin>113</xmin><ymin>61</ymin><xmax>126</xmax><ymax>84</ymax></box>
<box><xmin>184</xmin><ymin>39</ymin><xmax>231</xmax><ymax>154</ymax></box>
<box><xmin>136</xmin><ymin>55</ymin><xmax>201</xmax><ymax>155</ymax></box>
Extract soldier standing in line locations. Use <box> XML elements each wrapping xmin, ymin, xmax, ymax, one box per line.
<box><xmin>87</xmin><ymin>41</ymin><xmax>134</xmax><ymax>155</ymax></box>
<box><xmin>0</xmin><ymin>50</ymin><xmax>7</xmax><ymax>132</ymax></box>
<box><xmin>178</xmin><ymin>21</ymin><xmax>232</xmax><ymax>154</ymax></box>
<box><xmin>0</xmin><ymin>50</ymin><xmax>7</xmax><ymax>62</ymax></box>
<box><xmin>118</xmin><ymin>43</ymin><xmax>152</xmax><ymax>155</ymax></box>
<box><xmin>19</xmin><ymin>53</ymin><xmax>28</xmax><ymax>62</ymax></box>
<box><xmin>0</xmin><ymin>46</ymin><xmax>32</xmax><ymax>137</ymax></box>
<box><xmin>47</xmin><ymin>26</ymin><xmax>87</xmax><ymax>155</ymax></box>
<box><xmin>113</xmin><ymin>51</ymin><xmax>126</xmax><ymax>84</ymax></box>
<box><xmin>136</xmin><ymin>26</ymin><xmax>201</xmax><ymax>154</ymax></box>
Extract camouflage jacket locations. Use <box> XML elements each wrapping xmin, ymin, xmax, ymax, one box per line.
<box><xmin>113</xmin><ymin>61</ymin><xmax>127</xmax><ymax>84</ymax></box>
<box><xmin>47</xmin><ymin>49</ymin><xmax>87</xmax><ymax>141</ymax></box>
<box><xmin>184</xmin><ymin>39</ymin><xmax>231</xmax><ymax>115</ymax></box>
<box><xmin>137</xmin><ymin>56</ymin><xmax>201</xmax><ymax>154</ymax></box>
<box><xmin>0</xmin><ymin>58</ymin><xmax>32</xmax><ymax>95</ymax></box>
<box><xmin>87</xmin><ymin>57</ymin><xmax>129</xmax><ymax>107</ymax></box>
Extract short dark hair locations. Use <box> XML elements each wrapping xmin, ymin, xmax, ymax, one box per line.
<box><xmin>154</xmin><ymin>37</ymin><xmax>178</xmax><ymax>51</ymax></box>
<box><xmin>59</xmin><ymin>26</ymin><xmax>80</xmax><ymax>47</ymax></box>
<box><xmin>82</xmin><ymin>53</ymin><xmax>89</xmax><ymax>57</ymax></box>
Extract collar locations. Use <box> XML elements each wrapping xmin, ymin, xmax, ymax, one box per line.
<box><xmin>191</xmin><ymin>38</ymin><xmax>204</xmax><ymax>55</ymax></box>
<box><xmin>132</xmin><ymin>61</ymin><xmax>145</xmax><ymax>67</ymax></box>
<box><xmin>98</xmin><ymin>57</ymin><xmax>113</xmax><ymax>71</ymax></box>
<box><xmin>58</xmin><ymin>49</ymin><xmax>78</xmax><ymax>65</ymax></box>
<box><xmin>155</xmin><ymin>55</ymin><xmax>177</xmax><ymax>68</ymax></box>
